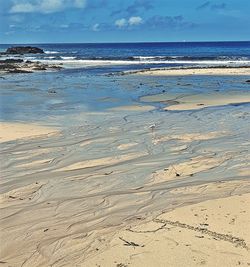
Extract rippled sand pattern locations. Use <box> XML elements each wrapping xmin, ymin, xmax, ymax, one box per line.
<box><xmin>0</xmin><ymin>105</ymin><xmax>250</xmax><ymax>266</ymax></box>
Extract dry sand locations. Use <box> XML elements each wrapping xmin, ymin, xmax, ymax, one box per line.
<box><xmin>0</xmin><ymin>122</ymin><xmax>58</xmax><ymax>143</ymax></box>
<box><xmin>84</xmin><ymin>189</ymin><xmax>250</xmax><ymax>267</ymax></box>
<box><xmin>135</xmin><ymin>67</ymin><xmax>250</xmax><ymax>76</ymax></box>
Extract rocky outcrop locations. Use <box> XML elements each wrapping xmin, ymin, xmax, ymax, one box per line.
<box><xmin>0</xmin><ymin>59</ymin><xmax>62</xmax><ymax>74</ymax></box>
<box><xmin>6</xmin><ymin>46</ymin><xmax>44</xmax><ymax>54</ymax></box>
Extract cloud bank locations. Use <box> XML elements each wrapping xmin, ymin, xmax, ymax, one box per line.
<box><xmin>10</xmin><ymin>0</ymin><xmax>87</xmax><ymax>14</ymax></box>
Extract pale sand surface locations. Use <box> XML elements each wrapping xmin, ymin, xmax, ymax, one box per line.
<box><xmin>135</xmin><ymin>67</ymin><xmax>250</xmax><ymax>76</ymax></box>
<box><xmin>141</xmin><ymin>92</ymin><xmax>250</xmax><ymax>111</ymax></box>
<box><xmin>84</xmin><ymin>188</ymin><xmax>250</xmax><ymax>267</ymax></box>
<box><xmin>0</xmin><ymin>122</ymin><xmax>58</xmax><ymax>143</ymax></box>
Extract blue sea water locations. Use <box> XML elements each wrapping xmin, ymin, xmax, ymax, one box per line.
<box><xmin>1</xmin><ymin>41</ymin><xmax>250</xmax><ymax>73</ymax></box>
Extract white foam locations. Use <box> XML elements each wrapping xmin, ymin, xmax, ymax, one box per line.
<box><xmin>37</xmin><ymin>58</ymin><xmax>250</xmax><ymax>68</ymax></box>
<box><xmin>133</xmin><ymin>56</ymin><xmax>168</xmax><ymax>60</ymax></box>
<box><xmin>60</xmin><ymin>56</ymin><xmax>77</xmax><ymax>60</ymax></box>
<box><xmin>45</xmin><ymin>51</ymin><xmax>59</xmax><ymax>54</ymax></box>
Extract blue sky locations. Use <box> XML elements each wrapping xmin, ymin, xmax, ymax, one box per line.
<box><xmin>0</xmin><ymin>0</ymin><xmax>249</xmax><ymax>43</ymax></box>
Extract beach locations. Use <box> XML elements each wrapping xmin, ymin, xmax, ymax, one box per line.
<box><xmin>1</xmin><ymin>42</ymin><xmax>250</xmax><ymax>267</ymax></box>
<box><xmin>84</xmin><ymin>183</ymin><xmax>250</xmax><ymax>267</ymax></box>
<box><xmin>133</xmin><ymin>67</ymin><xmax>250</xmax><ymax>76</ymax></box>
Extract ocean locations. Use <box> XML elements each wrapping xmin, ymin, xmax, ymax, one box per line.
<box><xmin>1</xmin><ymin>41</ymin><xmax>250</xmax><ymax>73</ymax></box>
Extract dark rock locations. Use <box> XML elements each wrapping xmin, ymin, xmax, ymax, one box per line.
<box><xmin>33</xmin><ymin>66</ymin><xmax>47</xmax><ymax>71</ymax></box>
<box><xmin>50</xmin><ymin>65</ymin><xmax>63</xmax><ymax>69</ymax></box>
<box><xmin>0</xmin><ymin>59</ymin><xmax>23</xmax><ymax>63</ymax></box>
<box><xmin>0</xmin><ymin>63</ymin><xmax>16</xmax><ymax>70</ymax></box>
<box><xmin>9</xmin><ymin>69</ymin><xmax>33</xmax><ymax>73</ymax></box>
<box><xmin>246</xmin><ymin>80</ymin><xmax>250</xmax><ymax>83</ymax></box>
<box><xmin>6</xmin><ymin>46</ymin><xmax>44</xmax><ymax>54</ymax></box>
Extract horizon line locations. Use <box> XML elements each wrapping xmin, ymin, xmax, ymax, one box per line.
<box><xmin>1</xmin><ymin>40</ymin><xmax>250</xmax><ymax>45</ymax></box>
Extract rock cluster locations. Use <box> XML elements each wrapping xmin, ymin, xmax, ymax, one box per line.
<box><xmin>0</xmin><ymin>59</ymin><xmax>62</xmax><ymax>74</ymax></box>
<box><xmin>6</xmin><ymin>46</ymin><xmax>44</xmax><ymax>54</ymax></box>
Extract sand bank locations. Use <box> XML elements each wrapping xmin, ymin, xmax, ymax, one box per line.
<box><xmin>141</xmin><ymin>92</ymin><xmax>250</xmax><ymax>111</ymax></box>
<box><xmin>0</xmin><ymin>122</ymin><xmax>58</xmax><ymax>142</ymax></box>
<box><xmin>85</xmin><ymin>187</ymin><xmax>250</xmax><ymax>267</ymax></box>
<box><xmin>134</xmin><ymin>67</ymin><xmax>250</xmax><ymax>76</ymax></box>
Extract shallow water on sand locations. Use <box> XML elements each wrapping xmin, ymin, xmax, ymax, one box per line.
<box><xmin>1</xmin><ymin>69</ymin><xmax>249</xmax><ymax>123</ymax></box>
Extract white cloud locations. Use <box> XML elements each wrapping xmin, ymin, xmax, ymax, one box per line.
<box><xmin>115</xmin><ymin>16</ymin><xmax>143</xmax><ymax>29</ymax></box>
<box><xmin>92</xmin><ymin>23</ymin><xmax>100</xmax><ymax>31</ymax></box>
<box><xmin>10</xmin><ymin>3</ymin><xmax>36</xmax><ymax>13</ymax></box>
<box><xmin>9</xmin><ymin>0</ymin><xmax>87</xmax><ymax>14</ymax></box>
<box><xmin>115</xmin><ymin>18</ymin><xmax>127</xmax><ymax>28</ymax></box>
<box><xmin>128</xmin><ymin>16</ymin><xmax>143</xmax><ymax>26</ymax></box>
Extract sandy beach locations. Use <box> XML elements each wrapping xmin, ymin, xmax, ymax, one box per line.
<box><xmin>84</xmin><ymin>182</ymin><xmax>250</xmax><ymax>267</ymax></box>
<box><xmin>134</xmin><ymin>67</ymin><xmax>250</xmax><ymax>76</ymax></box>
<box><xmin>0</xmin><ymin>122</ymin><xmax>58</xmax><ymax>143</ymax></box>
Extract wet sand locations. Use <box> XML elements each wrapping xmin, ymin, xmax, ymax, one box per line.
<box><xmin>108</xmin><ymin>104</ymin><xmax>155</xmax><ymax>112</ymax></box>
<box><xmin>0</xmin><ymin>70</ymin><xmax>250</xmax><ymax>266</ymax></box>
<box><xmin>141</xmin><ymin>91</ymin><xmax>250</xmax><ymax>111</ymax></box>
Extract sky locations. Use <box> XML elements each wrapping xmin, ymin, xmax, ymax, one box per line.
<box><xmin>0</xmin><ymin>0</ymin><xmax>249</xmax><ymax>43</ymax></box>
